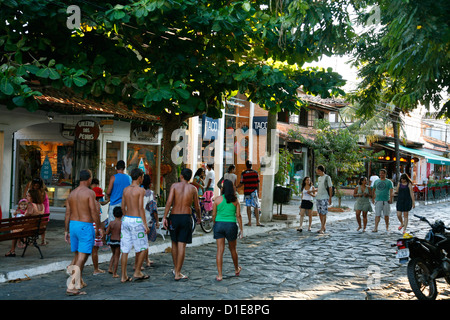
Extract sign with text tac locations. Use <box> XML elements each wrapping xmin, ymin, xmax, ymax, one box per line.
<box><xmin>75</xmin><ymin>120</ymin><xmax>100</xmax><ymax>141</ymax></box>
<box><xmin>253</xmin><ymin>116</ymin><xmax>268</xmax><ymax>135</ymax></box>
<box><xmin>202</xmin><ymin>115</ymin><xmax>219</xmax><ymax>141</ymax></box>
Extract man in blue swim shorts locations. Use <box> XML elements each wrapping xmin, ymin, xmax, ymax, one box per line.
<box><xmin>65</xmin><ymin>169</ymin><xmax>104</xmax><ymax>296</ymax></box>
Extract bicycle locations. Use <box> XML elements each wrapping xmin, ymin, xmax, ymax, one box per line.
<box><xmin>190</xmin><ymin>197</ymin><xmax>214</xmax><ymax>233</ymax></box>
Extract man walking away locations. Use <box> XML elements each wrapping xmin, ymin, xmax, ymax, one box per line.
<box><xmin>163</xmin><ymin>168</ymin><xmax>201</xmax><ymax>281</ymax></box>
<box><xmin>238</xmin><ymin>160</ymin><xmax>263</xmax><ymax>227</ymax></box>
<box><xmin>106</xmin><ymin>160</ymin><xmax>131</xmax><ymax>222</ymax></box>
<box><xmin>65</xmin><ymin>169</ymin><xmax>104</xmax><ymax>296</ymax></box>
<box><xmin>120</xmin><ymin>168</ymin><xmax>149</xmax><ymax>282</ymax></box>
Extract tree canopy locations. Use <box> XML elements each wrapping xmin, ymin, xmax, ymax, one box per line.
<box><xmin>350</xmin><ymin>0</ymin><xmax>449</xmax><ymax>115</ymax></box>
<box><xmin>0</xmin><ymin>0</ymin><xmax>354</xmax><ymax>116</ymax></box>
<box><xmin>1</xmin><ymin>0</ymin><xmax>357</xmax><ymax>188</ymax></box>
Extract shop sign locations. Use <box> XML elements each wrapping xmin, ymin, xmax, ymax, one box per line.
<box><xmin>75</xmin><ymin>120</ymin><xmax>100</xmax><ymax>141</ymax></box>
<box><xmin>202</xmin><ymin>115</ymin><xmax>219</xmax><ymax>141</ymax></box>
<box><xmin>131</xmin><ymin>124</ymin><xmax>159</xmax><ymax>143</ymax></box>
<box><xmin>253</xmin><ymin>116</ymin><xmax>268</xmax><ymax>135</ymax></box>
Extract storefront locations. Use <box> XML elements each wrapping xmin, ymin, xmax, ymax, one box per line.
<box><xmin>0</xmin><ymin>94</ymin><xmax>161</xmax><ymax>218</ymax></box>
<box><xmin>373</xmin><ymin>142</ymin><xmax>450</xmax><ymax>184</ymax></box>
<box><xmin>186</xmin><ymin>94</ymin><xmax>268</xmax><ymax>197</ymax></box>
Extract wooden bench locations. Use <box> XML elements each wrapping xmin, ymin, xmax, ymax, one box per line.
<box><xmin>0</xmin><ymin>214</ymin><xmax>50</xmax><ymax>259</ymax></box>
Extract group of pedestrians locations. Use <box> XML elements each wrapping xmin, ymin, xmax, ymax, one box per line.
<box><xmin>298</xmin><ymin>166</ymin><xmax>416</xmax><ymax>235</ymax></box>
<box><xmin>64</xmin><ymin>159</ymin><xmax>257</xmax><ymax>295</ymax></box>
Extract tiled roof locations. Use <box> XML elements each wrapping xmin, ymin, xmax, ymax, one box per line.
<box><xmin>33</xmin><ymin>87</ymin><xmax>159</xmax><ymax>123</ymax></box>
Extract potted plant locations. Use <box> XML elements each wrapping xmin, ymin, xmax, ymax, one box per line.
<box><xmin>273</xmin><ymin>148</ymin><xmax>293</xmax><ymax>217</ymax></box>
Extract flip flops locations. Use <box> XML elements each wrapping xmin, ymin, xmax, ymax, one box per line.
<box><xmin>174</xmin><ymin>274</ymin><xmax>189</xmax><ymax>281</ymax></box>
<box><xmin>66</xmin><ymin>290</ymin><xmax>87</xmax><ymax>296</ymax></box>
<box><xmin>133</xmin><ymin>274</ymin><xmax>150</xmax><ymax>282</ymax></box>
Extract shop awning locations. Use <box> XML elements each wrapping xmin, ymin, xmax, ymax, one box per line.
<box><xmin>383</xmin><ymin>142</ymin><xmax>450</xmax><ymax>165</ymax></box>
<box><xmin>34</xmin><ymin>87</ymin><xmax>159</xmax><ymax>123</ymax></box>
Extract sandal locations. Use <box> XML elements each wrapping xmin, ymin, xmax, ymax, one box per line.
<box><xmin>174</xmin><ymin>274</ymin><xmax>189</xmax><ymax>281</ymax></box>
<box><xmin>5</xmin><ymin>251</ymin><xmax>16</xmax><ymax>257</ymax></box>
<box><xmin>235</xmin><ymin>266</ymin><xmax>242</xmax><ymax>277</ymax></box>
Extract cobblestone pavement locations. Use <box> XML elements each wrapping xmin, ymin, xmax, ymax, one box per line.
<box><xmin>1</xmin><ymin>199</ymin><xmax>450</xmax><ymax>301</ymax></box>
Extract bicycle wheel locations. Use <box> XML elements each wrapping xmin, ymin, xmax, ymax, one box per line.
<box><xmin>190</xmin><ymin>209</ymin><xmax>196</xmax><ymax>233</ymax></box>
<box><xmin>200</xmin><ymin>208</ymin><xmax>213</xmax><ymax>233</ymax></box>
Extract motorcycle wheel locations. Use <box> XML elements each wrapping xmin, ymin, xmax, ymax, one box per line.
<box><xmin>407</xmin><ymin>257</ymin><xmax>438</xmax><ymax>300</ymax></box>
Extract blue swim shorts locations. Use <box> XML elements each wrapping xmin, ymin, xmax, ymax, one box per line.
<box><xmin>70</xmin><ymin>220</ymin><xmax>95</xmax><ymax>254</ymax></box>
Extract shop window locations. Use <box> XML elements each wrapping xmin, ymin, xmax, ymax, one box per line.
<box><xmin>299</xmin><ymin>108</ymin><xmax>308</xmax><ymax>127</ymax></box>
<box><xmin>16</xmin><ymin>141</ymin><xmax>74</xmax><ymax>207</ymax></box>
<box><xmin>105</xmin><ymin>141</ymin><xmax>122</xmax><ymax>189</ymax></box>
<box><xmin>126</xmin><ymin>143</ymin><xmax>158</xmax><ymax>190</ymax></box>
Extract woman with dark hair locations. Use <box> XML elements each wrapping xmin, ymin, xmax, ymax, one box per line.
<box><xmin>396</xmin><ymin>173</ymin><xmax>415</xmax><ymax>234</ymax></box>
<box><xmin>192</xmin><ymin>168</ymin><xmax>205</xmax><ymax>196</ymax></box>
<box><xmin>28</xmin><ymin>177</ymin><xmax>50</xmax><ymax>245</ymax></box>
<box><xmin>298</xmin><ymin>177</ymin><xmax>315</xmax><ymax>232</ymax></box>
<box><xmin>353</xmin><ymin>176</ymin><xmax>372</xmax><ymax>232</ymax></box>
<box><xmin>212</xmin><ymin>179</ymin><xmax>243</xmax><ymax>281</ymax></box>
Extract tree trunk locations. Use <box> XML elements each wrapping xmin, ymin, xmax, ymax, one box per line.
<box><xmin>160</xmin><ymin>112</ymin><xmax>184</xmax><ymax>200</ymax></box>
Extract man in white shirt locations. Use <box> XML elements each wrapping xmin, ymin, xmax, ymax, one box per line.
<box><xmin>205</xmin><ymin>163</ymin><xmax>215</xmax><ymax>192</ymax></box>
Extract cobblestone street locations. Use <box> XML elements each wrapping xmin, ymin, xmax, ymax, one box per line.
<box><xmin>1</xmin><ymin>199</ymin><xmax>450</xmax><ymax>302</ymax></box>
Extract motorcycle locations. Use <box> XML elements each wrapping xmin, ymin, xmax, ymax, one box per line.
<box><xmin>393</xmin><ymin>214</ymin><xmax>450</xmax><ymax>300</ymax></box>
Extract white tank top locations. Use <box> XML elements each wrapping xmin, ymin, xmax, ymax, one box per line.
<box><xmin>302</xmin><ymin>187</ymin><xmax>314</xmax><ymax>201</ymax></box>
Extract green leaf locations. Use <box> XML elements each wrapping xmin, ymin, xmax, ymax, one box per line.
<box><xmin>12</xmin><ymin>95</ymin><xmax>26</xmax><ymax>107</ymax></box>
<box><xmin>0</xmin><ymin>77</ymin><xmax>14</xmax><ymax>95</ymax></box>
<box><xmin>73</xmin><ymin>76</ymin><xmax>88</xmax><ymax>87</ymax></box>
<box><xmin>48</xmin><ymin>68</ymin><xmax>60</xmax><ymax>80</ymax></box>
<box><xmin>110</xmin><ymin>77</ymin><xmax>121</xmax><ymax>86</ymax></box>
<box><xmin>114</xmin><ymin>10</ymin><xmax>126</xmax><ymax>20</ymax></box>
<box><xmin>36</xmin><ymin>68</ymin><xmax>50</xmax><ymax>78</ymax></box>
<box><xmin>175</xmin><ymin>88</ymin><xmax>190</xmax><ymax>100</ymax></box>
<box><xmin>24</xmin><ymin>65</ymin><xmax>40</xmax><ymax>75</ymax></box>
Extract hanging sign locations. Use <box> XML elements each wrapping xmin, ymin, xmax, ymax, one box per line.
<box><xmin>75</xmin><ymin>120</ymin><xmax>100</xmax><ymax>141</ymax></box>
<box><xmin>40</xmin><ymin>156</ymin><xmax>53</xmax><ymax>182</ymax></box>
<box><xmin>253</xmin><ymin>116</ymin><xmax>268</xmax><ymax>135</ymax></box>
<box><xmin>202</xmin><ymin>115</ymin><xmax>219</xmax><ymax>141</ymax></box>
<box><xmin>138</xmin><ymin>157</ymin><xmax>146</xmax><ymax>172</ymax></box>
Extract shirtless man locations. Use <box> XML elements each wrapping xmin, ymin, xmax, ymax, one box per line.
<box><xmin>64</xmin><ymin>169</ymin><xmax>104</xmax><ymax>296</ymax></box>
<box><xmin>120</xmin><ymin>168</ymin><xmax>149</xmax><ymax>282</ymax></box>
<box><xmin>163</xmin><ymin>168</ymin><xmax>201</xmax><ymax>281</ymax></box>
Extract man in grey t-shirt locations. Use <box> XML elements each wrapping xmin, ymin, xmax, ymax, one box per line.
<box><xmin>315</xmin><ymin>165</ymin><xmax>332</xmax><ymax>234</ymax></box>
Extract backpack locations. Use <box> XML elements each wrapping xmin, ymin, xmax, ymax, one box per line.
<box><xmin>325</xmin><ymin>175</ymin><xmax>335</xmax><ymax>197</ymax></box>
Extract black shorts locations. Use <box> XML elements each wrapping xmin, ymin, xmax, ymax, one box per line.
<box><xmin>169</xmin><ymin>214</ymin><xmax>192</xmax><ymax>244</ymax></box>
<box><xmin>300</xmin><ymin>200</ymin><xmax>313</xmax><ymax>210</ymax></box>
<box><xmin>213</xmin><ymin>221</ymin><xmax>238</xmax><ymax>242</ymax></box>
